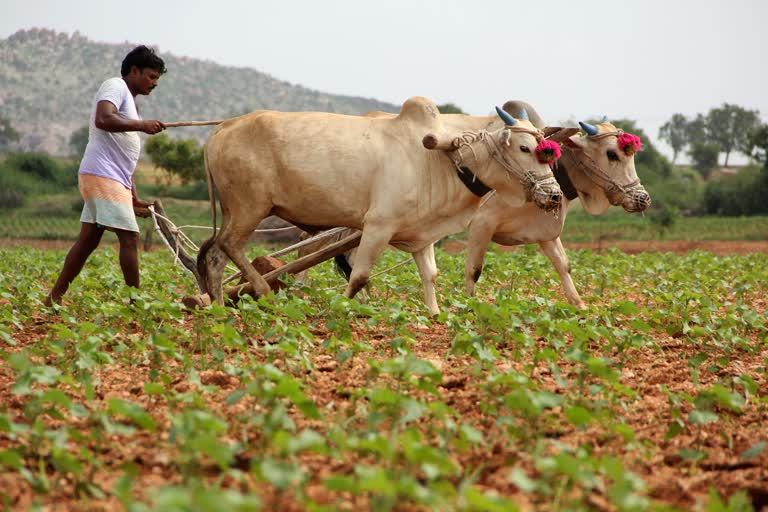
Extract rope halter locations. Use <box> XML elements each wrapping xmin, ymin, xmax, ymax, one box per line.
<box><xmin>447</xmin><ymin>126</ymin><xmax>562</xmax><ymax>212</ymax></box>
<box><xmin>566</xmin><ymin>128</ymin><xmax>649</xmax><ymax>209</ymax></box>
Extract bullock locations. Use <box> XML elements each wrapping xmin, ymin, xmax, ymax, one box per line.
<box><xmin>462</xmin><ymin>100</ymin><xmax>650</xmax><ymax>307</ymax></box>
<box><xmin>197</xmin><ymin>97</ymin><xmax>563</xmax><ymax>313</ymax></box>
<box><xmin>299</xmin><ymin>100</ymin><xmax>651</xmax><ymax>309</ymax></box>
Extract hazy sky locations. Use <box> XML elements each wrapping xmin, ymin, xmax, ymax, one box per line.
<box><xmin>2</xmin><ymin>0</ymin><xmax>767</xmax><ymax>162</ymax></box>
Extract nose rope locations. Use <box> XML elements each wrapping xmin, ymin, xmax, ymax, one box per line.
<box><xmin>562</xmin><ymin>141</ymin><xmax>644</xmax><ymax>199</ymax></box>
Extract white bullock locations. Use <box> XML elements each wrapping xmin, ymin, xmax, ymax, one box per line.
<box><xmin>197</xmin><ymin>97</ymin><xmax>563</xmax><ymax>313</ymax></box>
<box><xmin>463</xmin><ymin>100</ymin><xmax>650</xmax><ymax>308</ymax></box>
<box><xmin>300</xmin><ymin>101</ymin><xmax>651</xmax><ymax>309</ymax></box>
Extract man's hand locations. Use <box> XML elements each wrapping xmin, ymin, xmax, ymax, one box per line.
<box><xmin>133</xmin><ymin>198</ymin><xmax>155</xmax><ymax>218</ymax></box>
<box><xmin>141</xmin><ymin>120</ymin><xmax>165</xmax><ymax>135</ymax></box>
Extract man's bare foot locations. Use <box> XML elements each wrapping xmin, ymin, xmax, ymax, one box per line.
<box><xmin>43</xmin><ymin>294</ymin><xmax>62</xmax><ymax>307</ymax></box>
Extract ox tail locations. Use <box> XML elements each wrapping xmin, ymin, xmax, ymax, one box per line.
<box><xmin>333</xmin><ymin>254</ymin><xmax>353</xmax><ymax>282</ymax></box>
<box><xmin>197</xmin><ymin>146</ymin><xmax>218</xmax><ymax>294</ymax></box>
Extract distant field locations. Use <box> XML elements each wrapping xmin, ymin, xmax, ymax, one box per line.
<box><xmin>2</xmin><ymin>196</ymin><xmax>767</xmax><ymax>245</ymax></box>
<box><xmin>2</xmin><ymin>162</ymin><xmax>767</xmax><ymax>245</ymax></box>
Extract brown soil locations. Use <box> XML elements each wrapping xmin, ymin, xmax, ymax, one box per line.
<box><xmin>1</xmin><ymin>238</ymin><xmax>767</xmax><ymax>510</ymax></box>
<box><xmin>4</xmin><ymin>237</ymin><xmax>768</xmax><ymax>256</ymax></box>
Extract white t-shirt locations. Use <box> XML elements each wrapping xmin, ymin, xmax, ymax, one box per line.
<box><xmin>79</xmin><ymin>77</ymin><xmax>142</xmax><ymax>189</ymax></box>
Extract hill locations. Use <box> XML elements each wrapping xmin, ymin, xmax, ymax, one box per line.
<box><xmin>0</xmin><ymin>28</ymin><xmax>399</xmax><ymax>155</ymax></box>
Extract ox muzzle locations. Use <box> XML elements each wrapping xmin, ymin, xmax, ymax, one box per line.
<box><xmin>525</xmin><ymin>174</ymin><xmax>563</xmax><ymax>213</ymax></box>
<box><xmin>605</xmin><ymin>183</ymin><xmax>651</xmax><ymax>213</ymax></box>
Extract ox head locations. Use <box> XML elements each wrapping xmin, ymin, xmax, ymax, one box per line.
<box><xmin>561</xmin><ymin>120</ymin><xmax>651</xmax><ymax>214</ymax></box>
<box><xmin>424</xmin><ymin>107</ymin><xmax>562</xmax><ymax>211</ymax></box>
<box><xmin>490</xmin><ymin>107</ymin><xmax>562</xmax><ymax>211</ymax></box>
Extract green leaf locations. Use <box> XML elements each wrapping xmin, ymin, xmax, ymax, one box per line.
<box><xmin>688</xmin><ymin>409</ymin><xmax>718</xmax><ymax>425</ymax></box>
<box><xmin>106</xmin><ymin>398</ymin><xmax>156</xmax><ymax>431</ymax></box>
<box><xmin>565</xmin><ymin>406</ymin><xmax>594</xmax><ymax>428</ymax></box>
<box><xmin>0</xmin><ymin>449</ymin><xmax>23</xmax><ymax>469</ymax></box>
<box><xmin>665</xmin><ymin>420</ymin><xmax>685</xmax><ymax>440</ymax></box>
<box><xmin>739</xmin><ymin>441</ymin><xmax>766</xmax><ymax>460</ymax></box>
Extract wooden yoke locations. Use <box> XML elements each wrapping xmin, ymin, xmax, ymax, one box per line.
<box><xmin>543</xmin><ymin>127</ymin><xmax>580</xmax><ymax>143</ymax></box>
<box><xmin>422</xmin><ymin>133</ymin><xmax>459</xmax><ymax>151</ymax></box>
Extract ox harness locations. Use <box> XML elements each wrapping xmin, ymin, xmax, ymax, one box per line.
<box><xmin>447</xmin><ymin>128</ymin><xmax>557</xmax><ymax>201</ymax></box>
<box><xmin>563</xmin><ymin>130</ymin><xmax>644</xmax><ymax>205</ymax></box>
<box><xmin>456</xmin><ymin>166</ymin><xmax>492</xmax><ymax>197</ymax></box>
<box><xmin>552</xmin><ymin>160</ymin><xmax>579</xmax><ymax>201</ymax></box>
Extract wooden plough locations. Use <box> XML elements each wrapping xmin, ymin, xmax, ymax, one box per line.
<box><xmin>146</xmin><ymin>201</ymin><xmax>362</xmax><ymax>308</ymax></box>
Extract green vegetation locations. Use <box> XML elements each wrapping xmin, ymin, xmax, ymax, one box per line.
<box><xmin>144</xmin><ymin>134</ymin><xmax>205</xmax><ymax>190</ymax></box>
<box><xmin>657</xmin><ymin>105</ymin><xmax>768</xmax><ymax>216</ymax></box>
<box><xmin>659</xmin><ymin>104</ymin><xmax>762</xmax><ymax>170</ymax></box>
<box><xmin>1</xmin><ymin>242</ymin><xmax>765</xmax><ymax>510</ymax></box>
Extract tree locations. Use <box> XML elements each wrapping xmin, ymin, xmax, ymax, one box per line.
<box><xmin>705</xmin><ymin>103</ymin><xmax>761</xmax><ymax>167</ymax></box>
<box><xmin>658</xmin><ymin>113</ymin><xmax>688</xmax><ymax>164</ymax></box>
<box><xmin>0</xmin><ymin>116</ymin><xmax>20</xmax><ymax>151</ymax></box>
<box><xmin>144</xmin><ymin>134</ymin><xmax>205</xmax><ymax>189</ymax></box>
<box><xmin>685</xmin><ymin>113</ymin><xmax>707</xmax><ymax>144</ymax></box>
<box><xmin>688</xmin><ymin>142</ymin><xmax>720</xmax><ymax>179</ymax></box>
<box><xmin>69</xmin><ymin>125</ymin><xmax>89</xmax><ymax>158</ymax></box>
<box><xmin>437</xmin><ymin>103</ymin><xmax>466</xmax><ymax>115</ymax></box>
<box><xmin>747</xmin><ymin>124</ymin><xmax>768</xmax><ymax>164</ymax></box>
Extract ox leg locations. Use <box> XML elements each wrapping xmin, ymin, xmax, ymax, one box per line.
<box><xmin>465</xmin><ymin>219</ymin><xmax>497</xmax><ymax>296</ymax></box>
<box><xmin>343</xmin><ymin>227</ymin><xmax>392</xmax><ymax>300</ymax></box>
<box><xmin>539</xmin><ymin>238</ymin><xmax>586</xmax><ymax>309</ymax></box>
<box><xmin>412</xmin><ymin>244</ymin><xmax>440</xmax><ymax>315</ymax></box>
<box><xmin>218</xmin><ymin>228</ymin><xmax>272</xmax><ymax>301</ymax></box>
<box><xmin>200</xmin><ymin>239</ymin><xmax>229</xmax><ymax>305</ymax></box>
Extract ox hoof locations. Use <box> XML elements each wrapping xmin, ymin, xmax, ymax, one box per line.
<box><xmin>182</xmin><ymin>294</ymin><xmax>212</xmax><ymax>310</ymax></box>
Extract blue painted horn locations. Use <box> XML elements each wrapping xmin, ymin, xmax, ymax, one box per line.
<box><xmin>579</xmin><ymin>121</ymin><xmax>599</xmax><ymax>136</ymax></box>
<box><xmin>518</xmin><ymin>108</ymin><xmax>529</xmax><ymax>121</ymax></box>
<box><xmin>600</xmin><ymin>115</ymin><xmax>608</xmax><ymax>123</ymax></box>
<box><xmin>496</xmin><ymin>106</ymin><xmax>517</xmax><ymax>126</ymax></box>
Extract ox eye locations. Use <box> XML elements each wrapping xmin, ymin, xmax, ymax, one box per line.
<box><xmin>520</xmin><ymin>146</ymin><xmax>530</xmax><ymax>153</ymax></box>
<box><xmin>607</xmin><ymin>150</ymin><xmax>620</xmax><ymax>162</ymax></box>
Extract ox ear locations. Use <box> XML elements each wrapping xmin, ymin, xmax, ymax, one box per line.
<box><xmin>499</xmin><ymin>129</ymin><xmax>512</xmax><ymax>146</ymax></box>
<box><xmin>563</xmin><ymin>133</ymin><xmax>586</xmax><ymax>149</ymax></box>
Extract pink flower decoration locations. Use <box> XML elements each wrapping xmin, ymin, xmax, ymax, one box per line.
<box><xmin>618</xmin><ymin>133</ymin><xmax>643</xmax><ymax>156</ymax></box>
<box><xmin>535</xmin><ymin>139</ymin><xmax>561</xmax><ymax>164</ymax></box>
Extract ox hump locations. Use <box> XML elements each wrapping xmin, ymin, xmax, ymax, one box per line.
<box><xmin>395</xmin><ymin>96</ymin><xmax>442</xmax><ymax>128</ymax></box>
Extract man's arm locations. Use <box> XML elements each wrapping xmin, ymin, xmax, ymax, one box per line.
<box><xmin>95</xmin><ymin>100</ymin><xmax>165</xmax><ymax>134</ymax></box>
<box><xmin>132</xmin><ymin>178</ymin><xmax>154</xmax><ymax>217</ymax></box>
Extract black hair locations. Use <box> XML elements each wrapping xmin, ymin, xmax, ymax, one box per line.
<box><xmin>121</xmin><ymin>45</ymin><xmax>167</xmax><ymax>77</ymax></box>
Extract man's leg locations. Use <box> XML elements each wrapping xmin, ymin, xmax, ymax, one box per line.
<box><xmin>115</xmin><ymin>229</ymin><xmax>140</xmax><ymax>289</ymax></box>
<box><xmin>46</xmin><ymin>222</ymin><xmax>104</xmax><ymax>305</ymax></box>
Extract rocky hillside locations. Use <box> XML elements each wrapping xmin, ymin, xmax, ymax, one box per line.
<box><xmin>0</xmin><ymin>28</ymin><xmax>399</xmax><ymax>155</ymax></box>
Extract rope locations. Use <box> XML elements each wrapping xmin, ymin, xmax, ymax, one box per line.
<box><xmin>320</xmin><ymin>257</ymin><xmax>413</xmax><ymax>291</ymax></box>
<box><xmin>449</xmin><ymin>129</ymin><xmax>560</xmax><ymax>214</ymax></box>
<box><xmin>150</xmin><ymin>222</ymin><xmax>301</xmax><ymax>234</ymax></box>
<box><xmin>562</xmin><ymin>144</ymin><xmax>642</xmax><ymax>199</ymax></box>
<box><xmin>267</xmin><ymin>227</ymin><xmax>349</xmax><ymax>258</ymax></box>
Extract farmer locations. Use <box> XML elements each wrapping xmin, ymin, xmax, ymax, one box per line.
<box><xmin>45</xmin><ymin>45</ymin><xmax>167</xmax><ymax>306</ymax></box>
